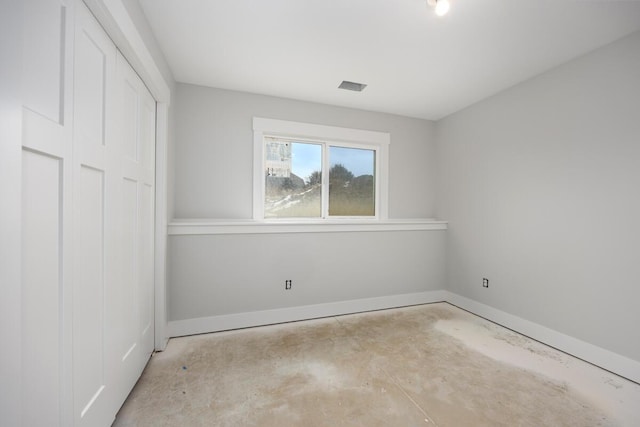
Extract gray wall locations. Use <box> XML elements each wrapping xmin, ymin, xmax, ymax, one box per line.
<box><xmin>436</xmin><ymin>31</ymin><xmax>640</xmax><ymax>362</ymax></box>
<box><xmin>173</xmin><ymin>84</ymin><xmax>437</xmax><ymax>219</ymax></box>
<box><xmin>169</xmin><ymin>231</ymin><xmax>445</xmax><ymax>321</ymax></box>
<box><xmin>169</xmin><ymin>85</ymin><xmax>442</xmax><ymax>322</ymax></box>
<box><xmin>168</xmin><ymin>27</ymin><xmax>640</xmax><ymax>366</ymax></box>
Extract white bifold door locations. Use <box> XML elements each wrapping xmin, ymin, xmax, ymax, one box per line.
<box><xmin>72</xmin><ymin>3</ymin><xmax>156</xmax><ymax>425</ymax></box>
<box><xmin>21</xmin><ymin>0</ymin><xmax>156</xmax><ymax>425</ymax></box>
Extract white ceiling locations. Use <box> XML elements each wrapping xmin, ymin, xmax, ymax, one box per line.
<box><xmin>138</xmin><ymin>0</ymin><xmax>640</xmax><ymax>120</ymax></box>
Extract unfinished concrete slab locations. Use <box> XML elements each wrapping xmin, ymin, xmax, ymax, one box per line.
<box><xmin>113</xmin><ymin>303</ymin><xmax>640</xmax><ymax>426</ymax></box>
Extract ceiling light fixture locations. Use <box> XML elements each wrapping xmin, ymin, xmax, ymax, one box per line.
<box><xmin>427</xmin><ymin>0</ymin><xmax>451</xmax><ymax>17</ymax></box>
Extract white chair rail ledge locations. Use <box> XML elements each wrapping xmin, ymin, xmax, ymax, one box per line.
<box><xmin>168</xmin><ymin>218</ymin><xmax>448</xmax><ymax>235</ymax></box>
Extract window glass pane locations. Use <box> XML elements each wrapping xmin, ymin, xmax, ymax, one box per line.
<box><xmin>265</xmin><ymin>140</ymin><xmax>322</xmax><ymax>218</ymax></box>
<box><xmin>329</xmin><ymin>146</ymin><xmax>375</xmax><ymax>216</ymax></box>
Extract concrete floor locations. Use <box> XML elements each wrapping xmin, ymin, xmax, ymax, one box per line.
<box><xmin>113</xmin><ymin>303</ymin><xmax>640</xmax><ymax>426</ymax></box>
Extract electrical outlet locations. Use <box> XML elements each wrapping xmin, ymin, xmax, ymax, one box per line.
<box><xmin>482</xmin><ymin>278</ymin><xmax>489</xmax><ymax>288</ymax></box>
<box><xmin>285</xmin><ymin>280</ymin><xmax>292</xmax><ymax>290</ymax></box>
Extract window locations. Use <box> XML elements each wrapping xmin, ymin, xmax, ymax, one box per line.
<box><xmin>264</xmin><ymin>138</ymin><xmax>376</xmax><ymax>218</ymax></box>
<box><xmin>254</xmin><ymin>118</ymin><xmax>390</xmax><ymax>221</ymax></box>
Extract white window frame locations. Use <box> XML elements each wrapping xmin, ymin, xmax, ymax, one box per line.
<box><xmin>253</xmin><ymin>117</ymin><xmax>390</xmax><ymax>221</ymax></box>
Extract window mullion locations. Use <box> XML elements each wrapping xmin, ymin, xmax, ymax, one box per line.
<box><xmin>321</xmin><ymin>143</ymin><xmax>330</xmax><ymax>219</ymax></box>
<box><xmin>374</xmin><ymin>147</ymin><xmax>379</xmax><ymax>219</ymax></box>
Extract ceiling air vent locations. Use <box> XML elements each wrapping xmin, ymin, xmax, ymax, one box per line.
<box><xmin>338</xmin><ymin>80</ymin><xmax>367</xmax><ymax>92</ymax></box>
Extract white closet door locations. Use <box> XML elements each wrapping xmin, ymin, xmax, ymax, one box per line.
<box><xmin>136</xmin><ymin>63</ymin><xmax>157</xmax><ymax>367</ymax></box>
<box><xmin>21</xmin><ymin>0</ymin><xmax>74</xmax><ymax>425</ymax></box>
<box><xmin>72</xmin><ymin>3</ymin><xmax>117</xmax><ymax>425</ymax></box>
<box><xmin>111</xmin><ymin>50</ymin><xmax>156</xmax><ymax>405</ymax></box>
<box><xmin>72</xmin><ymin>2</ymin><xmax>156</xmax><ymax>425</ymax></box>
<box><xmin>22</xmin><ymin>1</ymin><xmax>157</xmax><ymax>424</ymax></box>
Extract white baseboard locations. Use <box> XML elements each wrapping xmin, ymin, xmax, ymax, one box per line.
<box><xmin>167</xmin><ymin>289</ymin><xmax>639</xmax><ymax>384</ymax></box>
<box><xmin>444</xmin><ymin>291</ymin><xmax>640</xmax><ymax>384</ymax></box>
<box><xmin>168</xmin><ymin>290</ymin><xmax>447</xmax><ymax>337</ymax></box>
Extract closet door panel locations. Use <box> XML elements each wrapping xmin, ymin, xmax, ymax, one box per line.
<box><xmin>74</xmin><ymin>21</ymin><xmax>109</xmax><ymax>149</ymax></box>
<box><xmin>140</xmin><ymin>180</ymin><xmax>155</xmax><ymax>356</ymax></box>
<box><xmin>115</xmin><ymin>52</ymin><xmax>156</xmax><ymax>388</ymax></box>
<box><xmin>23</xmin><ymin>0</ymin><xmax>67</xmax><ymax>124</ymax></box>
<box><xmin>73</xmin><ymin>166</ymin><xmax>106</xmax><ymax>421</ymax></box>
<box><xmin>139</xmin><ymin>90</ymin><xmax>156</xmax><ymax>358</ymax></box>
<box><xmin>72</xmin><ymin>3</ymin><xmax>116</xmax><ymax>425</ymax></box>
<box><xmin>21</xmin><ymin>150</ymin><xmax>63</xmax><ymax>427</ymax></box>
<box><xmin>122</xmin><ymin>80</ymin><xmax>140</xmax><ymax>161</ymax></box>
<box><xmin>21</xmin><ymin>0</ymin><xmax>74</xmax><ymax>425</ymax></box>
<box><xmin>114</xmin><ymin>54</ymin><xmax>143</xmax><ymax>396</ymax></box>
<box><xmin>119</xmin><ymin>176</ymin><xmax>140</xmax><ymax>368</ymax></box>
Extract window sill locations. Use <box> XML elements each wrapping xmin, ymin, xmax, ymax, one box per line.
<box><xmin>168</xmin><ymin>219</ymin><xmax>448</xmax><ymax>235</ymax></box>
